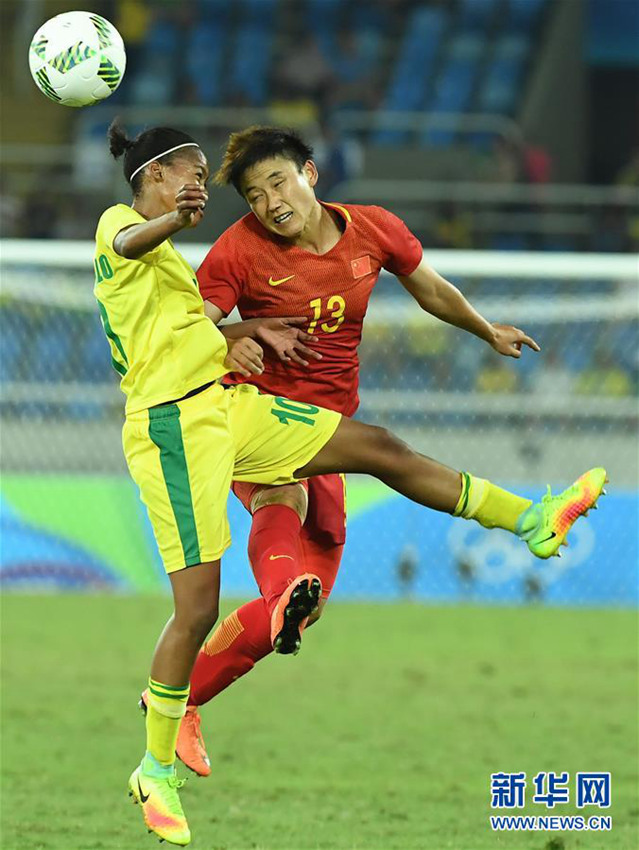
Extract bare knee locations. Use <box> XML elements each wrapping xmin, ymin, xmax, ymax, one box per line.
<box><xmin>175</xmin><ymin>599</ymin><xmax>219</xmax><ymax>643</ymax></box>
<box><xmin>374</xmin><ymin>424</ymin><xmax>411</xmax><ymax>453</ymax></box>
<box><xmin>363</xmin><ymin>424</ymin><xmax>414</xmax><ymax>473</ymax></box>
<box><xmin>250</xmin><ymin>482</ymin><xmax>308</xmax><ymax>523</ymax></box>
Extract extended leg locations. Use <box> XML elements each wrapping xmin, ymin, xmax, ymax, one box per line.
<box><xmin>297</xmin><ymin>418</ymin><xmax>607</xmax><ymax>558</ymax></box>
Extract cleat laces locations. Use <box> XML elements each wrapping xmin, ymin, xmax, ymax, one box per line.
<box><xmin>154</xmin><ymin>774</ymin><xmax>187</xmax><ymax>816</ymax></box>
<box><xmin>541</xmin><ymin>484</ymin><xmax>564</xmax><ymax>509</ymax></box>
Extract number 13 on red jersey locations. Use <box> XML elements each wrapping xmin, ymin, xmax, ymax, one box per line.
<box><xmin>308</xmin><ymin>295</ymin><xmax>346</xmax><ymax>334</ymax></box>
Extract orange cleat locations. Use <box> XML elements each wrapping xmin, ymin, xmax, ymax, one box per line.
<box><xmin>139</xmin><ymin>690</ymin><xmax>211</xmax><ymax>777</ymax></box>
<box><xmin>271</xmin><ymin>573</ymin><xmax>322</xmax><ymax>655</ymax></box>
<box><xmin>176</xmin><ymin>704</ymin><xmax>211</xmax><ymax>777</ymax></box>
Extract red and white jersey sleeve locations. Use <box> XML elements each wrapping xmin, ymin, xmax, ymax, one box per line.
<box><xmin>197</xmin><ymin>203</ymin><xmax>423</xmax><ymax>417</ymax></box>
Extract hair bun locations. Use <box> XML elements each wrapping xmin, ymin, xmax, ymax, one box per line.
<box><xmin>107</xmin><ymin>119</ymin><xmax>134</xmax><ymax>160</ymax></box>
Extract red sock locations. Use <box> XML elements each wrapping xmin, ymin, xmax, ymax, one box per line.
<box><xmin>189</xmin><ymin>504</ymin><xmax>304</xmax><ymax>707</ymax></box>
<box><xmin>248</xmin><ymin>504</ymin><xmax>303</xmax><ymax>614</ymax></box>
<box><xmin>189</xmin><ymin>598</ymin><xmax>272</xmax><ymax>706</ymax></box>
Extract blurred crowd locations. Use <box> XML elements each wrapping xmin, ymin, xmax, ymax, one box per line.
<box><xmin>359</xmin><ymin>289</ymin><xmax>637</xmax><ymax>406</ymax></box>
<box><xmin>106</xmin><ymin>0</ymin><xmax>434</xmax><ymax>112</ymax></box>
<box><xmin>3</xmin><ymin>0</ymin><xmax>637</xmax><ymax>249</ymax></box>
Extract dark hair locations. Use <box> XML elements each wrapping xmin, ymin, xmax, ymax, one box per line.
<box><xmin>215</xmin><ymin>126</ymin><xmax>314</xmax><ymax>194</ymax></box>
<box><xmin>107</xmin><ymin>119</ymin><xmax>199</xmax><ymax>194</ymax></box>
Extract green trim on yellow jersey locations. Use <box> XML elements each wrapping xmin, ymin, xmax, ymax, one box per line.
<box><xmin>96</xmin><ymin>299</ymin><xmax>128</xmax><ymax>376</ymax></box>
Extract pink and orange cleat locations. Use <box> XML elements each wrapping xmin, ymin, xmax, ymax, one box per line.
<box><xmin>517</xmin><ymin>467</ymin><xmax>608</xmax><ymax>559</ymax></box>
<box><xmin>128</xmin><ymin>764</ymin><xmax>190</xmax><ymax>845</ymax></box>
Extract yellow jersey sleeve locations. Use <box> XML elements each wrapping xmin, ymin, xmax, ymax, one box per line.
<box><xmin>94</xmin><ymin>204</ymin><xmax>229</xmax><ymax>413</ymax></box>
<box><xmin>96</xmin><ymin>204</ymin><xmax>163</xmax><ymax>264</ymax></box>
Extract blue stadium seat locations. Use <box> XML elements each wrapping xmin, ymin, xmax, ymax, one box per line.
<box><xmin>147</xmin><ymin>19</ymin><xmax>181</xmax><ymax>55</ymax></box>
<box><xmin>559</xmin><ymin>323</ymin><xmax>596</xmax><ymax>371</ymax></box>
<box><xmin>478</xmin><ymin>34</ymin><xmax>529</xmax><ymax>113</ymax></box>
<box><xmin>458</xmin><ymin>0</ymin><xmax>499</xmax><ymax>31</ymax></box>
<box><xmin>306</xmin><ymin>0</ymin><xmax>341</xmax><ymax>63</ymax></box>
<box><xmin>197</xmin><ymin>0</ymin><xmax>229</xmax><ymax>20</ymax></box>
<box><xmin>497</xmin><ymin>33</ymin><xmax>530</xmax><ymax>61</ymax></box>
<box><xmin>229</xmin><ymin>24</ymin><xmax>272</xmax><ymax>105</ymax></box>
<box><xmin>350</xmin><ymin>1</ymin><xmax>389</xmax><ymax>36</ymax></box>
<box><xmin>422</xmin><ymin>34</ymin><xmax>483</xmax><ymax>146</ymax></box>
<box><xmin>373</xmin><ymin>6</ymin><xmax>448</xmax><ymax>145</ymax></box>
<box><xmin>506</xmin><ymin>0</ymin><xmax>547</xmax><ymax>32</ymax></box>
<box><xmin>308</xmin><ymin>0</ymin><xmax>385</xmax><ymax>80</ymax></box>
<box><xmin>242</xmin><ymin>0</ymin><xmax>275</xmax><ymax>25</ymax></box>
<box><xmin>185</xmin><ymin>21</ymin><xmax>228</xmax><ymax>105</ymax></box>
<box><xmin>224</xmin><ymin>0</ymin><xmax>278</xmax><ymax>105</ymax></box>
<box><xmin>130</xmin><ymin>19</ymin><xmax>180</xmax><ymax>104</ymax></box>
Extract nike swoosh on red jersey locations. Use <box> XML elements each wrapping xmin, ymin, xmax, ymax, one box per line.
<box><xmin>268</xmin><ymin>275</ymin><xmax>295</xmax><ymax>286</ymax></box>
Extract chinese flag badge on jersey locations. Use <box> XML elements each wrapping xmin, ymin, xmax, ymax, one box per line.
<box><xmin>351</xmin><ymin>255</ymin><xmax>372</xmax><ymax>278</ymax></box>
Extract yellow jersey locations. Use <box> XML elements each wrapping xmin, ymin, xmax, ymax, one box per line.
<box><xmin>94</xmin><ymin>204</ymin><xmax>229</xmax><ymax>413</ymax></box>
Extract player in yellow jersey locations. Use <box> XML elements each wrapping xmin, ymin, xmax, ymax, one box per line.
<box><xmin>97</xmin><ymin>121</ymin><xmax>606</xmax><ymax>846</ymax></box>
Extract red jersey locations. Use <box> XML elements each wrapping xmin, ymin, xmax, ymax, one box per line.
<box><xmin>197</xmin><ymin>202</ymin><xmax>422</xmax><ymax>416</ymax></box>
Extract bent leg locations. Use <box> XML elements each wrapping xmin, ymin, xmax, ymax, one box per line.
<box><xmin>189</xmin><ymin>487</ymin><xmax>345</xmax><ymax>706</ymax></box>
<box><xmin>189</xmin><ymin>481</ymin><xmax>309</xmax><ymax>705</ymax></box>
<box><xmin>242</xmin><ymin>481</ymin><xmax>309</xmax><ymax>612</ymax></box>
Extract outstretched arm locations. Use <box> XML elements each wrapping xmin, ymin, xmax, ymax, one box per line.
<box><xmin>397</xmin><ymin>257</ymin><xmax>540</xmax><ymax>358</ymax></box>
<box><xmin>203</xmin><ymin>302</ymin><xmax>321</xmax><ymax>367</ymax></box>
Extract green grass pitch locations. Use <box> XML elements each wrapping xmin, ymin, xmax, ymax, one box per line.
<box><xmin>1</xmin><ymin>596</ymin><xmax>637</xmax><ymax>850</ymax></box>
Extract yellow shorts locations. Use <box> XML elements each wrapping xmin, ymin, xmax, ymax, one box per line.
<box><xmin>122</xmin><ymin>382</ymin><xmax>341</xmax><ymax>574</ymax></box>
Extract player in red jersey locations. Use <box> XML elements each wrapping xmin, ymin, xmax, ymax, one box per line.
<box><xmin>140</xmin><ymin>127</ymin><xmax>567</xmax><ymax>775</ymax></box>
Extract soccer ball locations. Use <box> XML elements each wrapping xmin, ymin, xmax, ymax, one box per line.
<box><xmin>28</xmin><ymin>11</ymin><xmax>126</xmax><ymax>107</ymax></box>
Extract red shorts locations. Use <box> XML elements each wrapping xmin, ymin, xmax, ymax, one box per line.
<box><xmin>231</xmin><ymin>473</ymin><xmax>346</xmax><ymax>598</ymax></box>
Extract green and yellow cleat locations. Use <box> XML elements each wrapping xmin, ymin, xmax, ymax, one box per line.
<box><xmin>128</xmin><ymin>764</ymin><xmax>191</xmax><ymax>846</ymax></box>
<box><xmin>517</xmin><ymin>467</ymin><xmax>608</xmax><ymax>560</ymax></box>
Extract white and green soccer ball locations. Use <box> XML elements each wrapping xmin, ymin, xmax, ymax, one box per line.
<box><xmin>29</xmin><ymin>11</ymin><xmax>126</xmax><ymax>107</ymax></box>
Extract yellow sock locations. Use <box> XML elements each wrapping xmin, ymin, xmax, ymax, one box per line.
<box><xmin>453</xmin><ymin>472</ymin><xmax>532</xmax><ymax>533</ymax></box>
<box><xmin>144</xmin><ymin>678</ymin><xmax>189</xmax><ymax>770</ymax></box>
